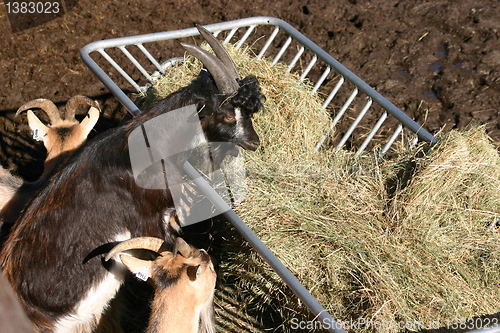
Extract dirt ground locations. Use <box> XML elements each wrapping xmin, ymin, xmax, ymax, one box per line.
<box><xmin>0</xmin><ymin>0</ymin><xmax>499</xmax><ymax>180</ymax></box>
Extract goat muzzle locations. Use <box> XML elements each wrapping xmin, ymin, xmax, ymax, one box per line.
<box><xmin>239</xmin><ymin>138</ymin><xmax>260</xmax><ymax>151</ymax></box>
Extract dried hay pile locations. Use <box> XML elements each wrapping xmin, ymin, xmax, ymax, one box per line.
<box><xmin>145</xmin><ymin>44</ymin><xmax>500</xmax><ymax>332</ymax></box>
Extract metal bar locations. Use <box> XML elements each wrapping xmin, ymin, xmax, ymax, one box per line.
<box><xmin>257</xmin><ymin>26</ymin><xmax>280</xmax><ymax>59</ymax></box>
<box><xmin>97</xmin><ymin>49</ymin><xmax>142</xmax><ymax>93</ymax></box>
<box><xmin>272</xmin><ymin>36</ymin><xmax>292</xmax><ymax>66</ymax></box>
<box><xmin>322</xmin><ymin>76</ymin><xmax>344</xmax><ymax>109</ymax></box>
<box><xmin>160</xmin><ymin>57</ymin><xmax>184</xmax><ymax>70</ymax></box>
<box><xmin>81</xmin><ymin>49</ymin><xmax>141</xmax><ymax>115</ymax></box>
<box><xmin>80</xmin><ymin>17</ymin><xmax>440</xmax><ymax>331</ymax></box>
<box><xmin>136</xmin><ymin>43</ymin><xmax>165</xmax><ymax>74</ymax></box>
<box><xmin>287</xmin><ymin>46</ymin><xmax>305</xmax><ymax>72</ymax></box>
<box><xmin>183</xmin><ymin>162</ymin><xmax>347</xmax><ymax>333</ymax></box>
<box><xmin>300</xmin><ymin>55</ymin><xmax>317</xmax><ymax>80</ymax></box>
<box><xmin>118</xmin><ymin>46</ymin><xmax>152</xmax><ymax>82</ymax></box>
<box><xmin>312</xmin><ymin>66</ymin><xmax>331</xmax><ymax>94</ymax></box>
<box><xmin>223</xmin><ymin>28</ymin><xmax>238</xmax><ymax>45</ymax></box>
<box><xmin>261</xmin><ymin>17</ymin><xmax>437</xmax><ymax>145</ymax></box>
<box><xmin>331</xmin><ymin>88</ymin><xmax>358</xmax><ymax>130</ymax></box>
<box><xmin>315</xmin><ymin>77</ymin><xmax>346</xmax><ymax>150</ymax></box>
<box><xmin>336</xmin><ymin>98</ymin><xmax>373</xmax><ymax>150</ymax></box>
<box><xmin>82</xmin><ymin>16</ymin><xmax>436</xmax><ymax>144</ymax></box>
<box><xmin>356</xmin><ymin>111</ymin><xmax>388</xmax><ymax>156</ymax></box>
<box><xmin>380</xmin><ymin>123</ymin><xmax>403</xmax><ymax>157</ymax></box>
<box><xmin>235</xmin><ymin>25</ymin><xmax>256</xmax><ymax>48</ymax></box>
<box><xmin>316</xmin><ymin>88</ymin><xmax>358</xmax><ymax>151</ymax></box>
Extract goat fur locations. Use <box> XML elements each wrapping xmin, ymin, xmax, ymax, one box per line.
<box><xmin>1</xmin><ymin>68</ymin><xmax>263</xmax><ymax>332</ymax></box>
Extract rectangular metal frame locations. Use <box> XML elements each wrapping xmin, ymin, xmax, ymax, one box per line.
<box><xmin>80</xmin><ymin>16</ymin><xmax>446</xmax><ymax>333</ymax></box>
<box><xmin>81</xmin><ymin>16</ymin><xmax>437</xmax><ymax>155</ymax></box>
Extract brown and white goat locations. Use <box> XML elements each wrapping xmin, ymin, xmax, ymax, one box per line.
<box><xmin>0</xmin><ymin>25</ymin><xmax>263</xmax><ymax>333</ymax></box>
<box><xmin>0</xmin><ymin>96</ymin><xmax>100</xmax><ymax>229</ymax></box>
<box><xmin>15</xmin><ymin>95</ymin><xmax>100</xmax><ymax>177</ymax></box>
<box><xmin>105</xmin><ymin>237</ymin><xmax>216</xmax><ymax>333</ymax></box>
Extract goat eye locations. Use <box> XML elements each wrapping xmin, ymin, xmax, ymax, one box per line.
<box><xmin>224</xmin><ymin>116</ymin><xmax>236</xmax><ymax>122</ymax></box>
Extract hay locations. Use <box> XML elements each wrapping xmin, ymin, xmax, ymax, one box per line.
<box><xmin>146</xmin><ymin>44</ymin><xmax>500</xmax><ymax>332</ymax></box>
<box><xmin>141</xmin><ymin>43</ymin><xmax>331</xmax><ymax>161</ymax></box>
<box><xmin>232</xmin><ymin>127</ymin><xmax>500</xmax><ymax>332</ymax></box>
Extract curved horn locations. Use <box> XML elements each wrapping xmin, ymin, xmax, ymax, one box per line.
<box><xmin>65</xmin><ymin>96</ymin><xmax>101</xmax><ymax>121</ymax></box>
<box><xmin>196</xmin><ymin>24</ymin><xmax>240</xmax><ymax>81</ymax></box>
<box><xmin>181</xmin><ymin>42</ymin><xmax>239</xmax><ymax>95</ymax></box>
<box><xmin>16</xmin><ymin>99</ymin><xmax>61</xmax><ymax>124</ymax></box>
<box><xmin>105</xmin><ymin>237</ymin><xmax>166</xmax><ymax>262</ymax></box>
<box><xmin>173</xmin><ymin>237</ymin><xmax>193</xmax><ymax>258</ymax></box>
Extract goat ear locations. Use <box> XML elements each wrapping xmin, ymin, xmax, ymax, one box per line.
<box><xmin>78</xmin><ymin>106</ymin><xmax>100</xmax><ymax>137</ymax></box>
<box><xmin>119</xmin><ymin>254</ymin><xmax>153</xmax><ymax>282</ymax></box>
<box><xmin>26</xmin><ymin>110</ymin><xmax>49</xmax><ymax>143</ymax></box>
<box><xmin>186</xmin><ymin>265</ymin><xmax>201</xmax><ymax>282</ymax></box>
<box><xmin>173</xmin><ymin>238</ymin><xmax>193</xmax><ymax>258</ymax></box>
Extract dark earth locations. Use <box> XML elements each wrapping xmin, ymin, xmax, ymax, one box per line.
<box><xmin>0</xmin><ymin>0</ymin><xmax>499</xmax><ymax>181</ymax></box>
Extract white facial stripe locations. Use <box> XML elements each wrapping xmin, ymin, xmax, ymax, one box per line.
<box><xmin>234</xmin><ymin>107</ymin><xmax>245</xmax><ymax>139</ymax></box>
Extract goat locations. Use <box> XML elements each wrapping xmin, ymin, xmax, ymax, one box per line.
<box><xmin>0</xmin><ymin>25</ymin><xmax>263</xmax><ymax>333</ymax></box>
<box><xmin>0</xmin><ymin>166</ymin><xmax>23</xmax><ymax>212</ymax></box>
<box><xmin>0</xmin><ymin>96</ymin><xmax>99</xmax><ymax>209</ymax></box>
<box><xmin>15</xmin><ymin>96</ymin><xmax>101</xmax><ymax>177</ymax></box>
<box><xmin>0</xmin><ymin>96</ymin><xmax>100</xmax><ymax>232</ymax></box>
<box><xmin>104</xmin><ymin>237</ymin><xmax>216</xmax><ymax>333</ymax></box>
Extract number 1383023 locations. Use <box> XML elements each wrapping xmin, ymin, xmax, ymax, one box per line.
<box><xmin>5</xmin><ymin>2</ymin><xmax>60</xmax><ymax>14</ymax></box>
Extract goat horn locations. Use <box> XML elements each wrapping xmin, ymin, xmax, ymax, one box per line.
<box><xmin>105</xmin><ymin>237</ymin><xmax>166</xmax><ymax>262</ymax></box>
<box><xmin>172</xmin><ymin>237</ymin><xmax>193</xmax><ymax>258</ymax></box>
<box><xmin>16</xmin><ymin>99</ymin><xmax>61</xmax><ymax>123</ymax></box>
<box><xmin>181</xmin><ymin>42</ymin><xmax>239</xmax><ymax>95</ymax></box>
<box><xmin>65</xmin><ymin>96</ymin><xmax>101</xmax><ymax>121</ymax></box>
<box><xmin>196</xmin><ymin>24</ymin><xmax>240</xmax><ymax>81</ymax></box>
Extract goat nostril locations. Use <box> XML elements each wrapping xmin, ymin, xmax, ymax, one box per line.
<box><xmin>248</xmin><ymin>141</ymin><xmax>260</xmax><ymax>151</ymax></box>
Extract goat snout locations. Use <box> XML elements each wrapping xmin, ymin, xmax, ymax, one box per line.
<box><xmin>238</xmin><ymin>133</ymin><xmax>260</xmax><ymax>151</ymax></box>
<box><xmin>239</xmin><ymin>138</ymin><xmax>260</xmax><ymax>151</ymax></box>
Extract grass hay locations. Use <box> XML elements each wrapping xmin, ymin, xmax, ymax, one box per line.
<box><xmin>144</xmin><ymin>44</ymin><xmax>500</xmax><ymax>332</ymax></box>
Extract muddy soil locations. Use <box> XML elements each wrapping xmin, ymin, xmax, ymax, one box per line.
<box><xmin>0</xmin><ymin>0</ymin><xmax>499</xmax><ymax>180</ymax></box>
